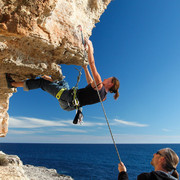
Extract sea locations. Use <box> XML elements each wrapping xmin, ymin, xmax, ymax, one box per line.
<box><xmin>0</xmin><ymin>143</ymin><xmax>180</xmax><ymax>180</ymax></box>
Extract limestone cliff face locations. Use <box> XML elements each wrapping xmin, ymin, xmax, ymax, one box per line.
<box><xmin>0</xmin><ymin>151</ymin><xmax>73</xmax><ymax>180</ymax></box>
<box><xmin>0</xmin><ymin>0</ymin><xmax>112</xmax><ymax>136</ymax></box>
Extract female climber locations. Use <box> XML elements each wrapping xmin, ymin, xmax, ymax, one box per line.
<box><xmin>8</xmin><ymin>40</ymin><xmax>120</xmax><ymax>121</ymax></box>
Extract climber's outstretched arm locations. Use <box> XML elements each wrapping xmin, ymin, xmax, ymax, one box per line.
<box><xmin>86</xmin><ymin>40</ymin><xmax>102</xmax><ymax>90</ymax></box>
<box><xmin>83</xmin><ymin>65</ymin><xmax>93</xmax><ymax>85</ymax></box>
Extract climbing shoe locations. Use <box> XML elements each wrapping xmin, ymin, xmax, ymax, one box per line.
<box><xmin>5</xmin><ymin>73</ymin><xmax>15</xmax><ymax>88</ymax></box>
<box><xmin>73</xmin><ymin>109</ymin><xmax>83</xmax><ymax>124</ymax></box>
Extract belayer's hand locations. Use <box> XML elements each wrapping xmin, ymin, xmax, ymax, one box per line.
<box><xmin>118</xmin><ymin>162</ymin><xmax>127</xmax><ymax>172</ymax></box>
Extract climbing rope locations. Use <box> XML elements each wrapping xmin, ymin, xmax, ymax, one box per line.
<box><xmin>78</xmin><ymin>26</ymin><xmax>122</xmax><ymax>163</ymax></box>
<box><xmin>88</xmin><ymin>62</ymin><xmax>122</xmax><ymax>163</ymax></box>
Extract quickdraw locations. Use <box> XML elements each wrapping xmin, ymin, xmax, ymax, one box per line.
<box><xmin>72</xmin><ymin>25</ymin><xmax>86</xmax><ymax>124</ymax></box>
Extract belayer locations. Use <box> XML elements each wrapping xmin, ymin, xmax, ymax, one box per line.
<box><xmin>118</xmin><ymin>148</ymin><xmax>179</xmax><ymax>180</ymax></box>
<box><xmin>7</xmin><ymin>40</ymin><xmax>120</xmax><ymax>123</ymax></box>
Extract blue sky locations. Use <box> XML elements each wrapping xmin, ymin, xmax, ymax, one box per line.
<box><xmin>2</xmin><ymin>0</ymin><xmax>180</xmax><ymax>143</ymax></box>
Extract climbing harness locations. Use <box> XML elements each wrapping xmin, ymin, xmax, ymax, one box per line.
<box><xmin>72</xmin><ymin>87</ymin><xmax>79</xmax><ymax>106</ymax></box>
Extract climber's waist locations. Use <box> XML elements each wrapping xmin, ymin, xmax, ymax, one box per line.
<box><xmin>56</xmin><ymin>88</ymin><xmax>80</xmax><ymax>111</ymax></box>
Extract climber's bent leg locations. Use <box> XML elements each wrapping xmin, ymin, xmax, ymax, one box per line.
<box><xmin>25</xmin><ymin>78</ymin><xmax>69</xmax><ymax>98</ymax></box>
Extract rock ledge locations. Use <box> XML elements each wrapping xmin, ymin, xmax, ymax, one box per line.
<box><xmin>0</xmin><ymin>151</ymin><xmax>73</xmax><ymax>180</ymax></box>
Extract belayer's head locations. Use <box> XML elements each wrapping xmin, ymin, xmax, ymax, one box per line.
<box><xmin>151</xmin><ymin>148</ymin><xmax>179</xmax><ymax>179</ymax></box>
<box><xmin>108</xmin><ymin>77</ymin><xmax>120</xmax><ymax>100</ymax></box>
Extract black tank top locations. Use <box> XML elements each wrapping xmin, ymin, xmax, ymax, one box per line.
<box><xmin>77</xmin><ymin>84</ymin><xmax>107</xmax><ymax>107</ymax></box>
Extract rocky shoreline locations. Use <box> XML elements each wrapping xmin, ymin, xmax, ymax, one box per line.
<box><xmin>0</xmin><ymin>151</ymin><xmax>73</xmax><ymax>180</ymax></box>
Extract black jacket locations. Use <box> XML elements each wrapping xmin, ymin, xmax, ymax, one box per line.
<box><xmin>118</xmin><ymin>171</ymin><xmax>177</xmax><ymax>180</ymax></box>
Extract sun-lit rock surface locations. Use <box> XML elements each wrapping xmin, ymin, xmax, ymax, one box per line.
<box><xmin>0</xmin><ymin>0</ymin><xmax>112</xmax><ymax>136</ymax></box>
<box><xmin>0</xmin><ymin>151</ymin><xmax>73</xmax><ymax>180</ymax></box>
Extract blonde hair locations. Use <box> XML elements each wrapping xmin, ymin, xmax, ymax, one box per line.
<box><xmin>109</xmin><ymin>77</ymin><xmax>120</xmax><ymax>100</ymax></box>
<box><xmin>162</xmin><ymin>148</ymin><xmax>179</xmax><ymax>179</ymax></box>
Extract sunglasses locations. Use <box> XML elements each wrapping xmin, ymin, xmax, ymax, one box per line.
<box><xmin>156</xmin><ymin>151</ymin><xmax>163</xmax><ymax>156</ymax></box>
